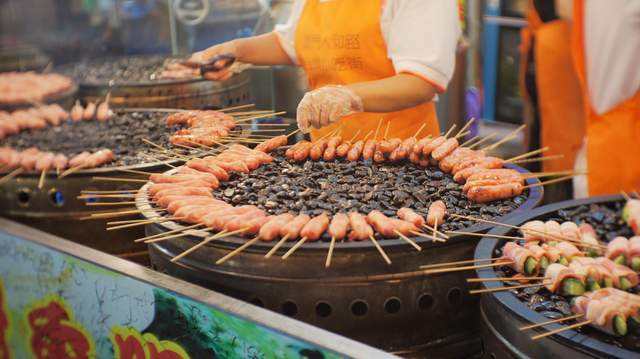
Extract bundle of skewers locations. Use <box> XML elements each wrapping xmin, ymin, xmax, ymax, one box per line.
<box><xmin>83</xmin><ymin>118</ymin><xmax>578</xmax><ymax>268</ymax></box>
<box><xmin>427</xmin><ymin>195</ymin><xmax>640</xmax><ymax>342</ymax></box>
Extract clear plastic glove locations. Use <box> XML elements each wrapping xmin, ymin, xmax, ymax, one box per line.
<box><xmin>296</xmin><ymin>85</ymin><xmax>364</xmax><ymax>133</ymax></box>
<box><xmin>190</xmin><ymin>41</ymin><xmax>237</xmax><ymax>81</ymax></box>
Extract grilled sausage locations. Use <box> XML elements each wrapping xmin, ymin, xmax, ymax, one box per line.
<box><xmin>82</xmin><ymin>101</ymin><xmax>96</xmax><ymax>120</ymax></box>
<box><xmin>431</xmin><ymin>138</ymin><xmax>459</xmax><ymax>161</ymax></box>
<box><xmin>347</xmin><ymin>140</ymin><xmax>364</xmax><ymax>161</ymax></box>
<box><xmin>362</xmin><ymin>139</ymin><xmax>377</xmax><ymax>160</ymax></box>
<box><xmin>186</xmin><ymin>158</ymin><xmax>230</xmax><ymax>181</ymax></box>
<box><xmin>153</xmin><ymin>186</ymin><xmax>213</xmax><ymax>200</ymax></box>
<box><xmin>34</xmin><ymin>152</ymin><xmax>55</xmax><ymax>171</ymax></box>
<box><xmin>439</xmin><ymin>147</ymin><xmax>478</xmax><ymax>172</ymax></box>
<box><xmin>286</xmin><ymin>140</ymin><xmax>308</xmax><ymax>160</ymax></box>
<box><xmin>328</xmin><ymin>213</ymin><xmax>350</xmax><ymax>240</ymax></box>
<box><xmin>336</xmin><ymin>141</ymin><xmax>352</xmax><ymax>157</ymax></box>
<box><xmin>373</xmin><ymin>150</ymin><xmax>385</xmax><ymax>163</ymax></box>
<box><xmin>348</xmin><ymin>212</ymin><xmax>374</xmax><ymax>241</ymax></box>
<box><xmin>413</xmin><ymin>136</ymin><xmax>432</xmax><ymax>154</ymax></box>
<box><xmin>294</xmin><ymin>141</ymin><xmax>314</xmax><ymax>162</ymax></box>
<box><xmin>323</xmin><ymin>136</ymin><xmax>342</xmax><ymax>161</ymax></box>
<box><xmin>69</xmin><ymin>151</ymin><xmax>91</xmax><ymax>167</ymax></box>
<box><xmin>309</xmin><ymin>139</ymin><xmax>328</xmax><ymax>161</ymax></box>
<box><xmin>366</xmin><ymin>210</ymin><xmax>396</xmax><ymax>238</ymax></box>
<box><xmin>390</xmin><ymin>218</ymin><xmax>419</xmax><ymax>236</ymax></box>
<box><xmin>70</xmin><ymin>101</ymin><xmax>83</xmax><ymax>122</ymax></box>
<box><xmin>422</xmin><ymin>136</ymin><xmax>446</xmax><ymax>156</ymax></box>
<box><xmin>466</xmin><ymin>182</ymin><xmax>524</xmax><ymax>203</ymax></box>
<box><xmin>280</xmin><ymin>214</ymin><xmax>311</xmax><ymax>240</ymax></box>
<box><xmin>426</xmin><ymin>200</ymin><xmax>446</xmax><ymax>227</ymax></box>
<box><xmin>397</xmin><ymin>207</ymin><xmax>426</xmax><ymax>228</ymax></box>
<box><xmin>52</xmin><ymin>154</ymin><xmax>68</xmax><ymax>171</ymax></box>
<box><xmin>300</xmin><ymin>213</ymin><xmax>330</xmax><ymax>241</ymax></box>
<box><xmin>255</xmin><ymin>135</ymin><xmax>288</xmax><ymax>153</ymax></box>
<box><xmin>259</xmin><ymin>213</ymin><xmax>294</xmax><ymax>241</ymax></box>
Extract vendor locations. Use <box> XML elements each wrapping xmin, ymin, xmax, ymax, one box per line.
<box><xmin>568</xmin><ymin>0</ymin><xmax>640</xmax><ymax>196</ymax></box>
<box><xmin>191</xmin><ymin>0</ymin><xmax>460</xmax><ymax>140</ymax></box>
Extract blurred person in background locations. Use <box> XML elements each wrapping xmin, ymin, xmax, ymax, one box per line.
<box><xmin>569</xmin><ymin>0</ymin><xmax>640</xmax><ymax>197</ymax></box>
<box><xmin>189</xmin><ymin>0</ymin><xmax>461</xmax><ymax>141</ymax></box>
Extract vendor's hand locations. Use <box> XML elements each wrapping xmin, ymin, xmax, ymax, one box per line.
<box><xmin>190</xmin><ymin>40</ymin><xmax>237</xmax><ymax>81</ymax></box>
<box><xmin>296</xmin><ymin>85</ymin><xmax>364</xmax><ymax>133</ymax></box>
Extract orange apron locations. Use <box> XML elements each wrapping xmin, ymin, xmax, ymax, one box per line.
<box><xmin>572</xmin><ymin>0</ymin><xmax>640</xmax><ymax>195</ymax></box>
<box><xmin>519</xmin><ymin>2</ymin><xmax>585</xmax><ymax>173</ymax></box>
<box><xmin>292</xmin><ymin>0</ymin><xmax>440</xmax><ymax>141</ymax></box>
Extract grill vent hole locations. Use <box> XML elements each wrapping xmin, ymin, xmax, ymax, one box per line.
<box><xmin>282</xmin><ymin>301</ymin><xmax>298</xmax><ymax>317</ymax></box>
<box><xmin>49</xmin><ymin>189</ymin><xmax>64</xmax><ymax>207</ymax></box>
<box><xmin>448</xmin><ymin>287</ymin><xmax>462</xmax><ymax>306</ymax></box>
<box><xmin>17</xmin><ymin>189</ymin><xmax>30</xmax><ymax>206</ymax></box>
<box><xmin>315</xmin><ymin>302</ymin><xmax>332</xmax><ymax>317</ymax></box>
<box><xmin>418</xmin><ymin>293</ymin><xmax>434</xmax><ymax>311</ymax></box>
<box><xmin>250</xmin><ymin>298</ymin><xmax>264</xmax><ymax>307</ymax></box>
<box><xmin>384</xmin><ymin>297</ymin><xmax>401</xmax><ymax>314</ymax></box>
<box><xmin>350</xmin><ymin>300</ymin><xmax>368</xmax><ymax>317</ymax></box>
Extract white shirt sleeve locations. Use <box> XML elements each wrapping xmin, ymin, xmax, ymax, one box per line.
<box><xmin>273</xmin><ymin>0</ymin><xmax>307</xmax><ymax>65</ymax></box>
<box><xmin>382</xmin><ymin>0</ymin><xmax>461</xmax><ymax>92</ymax></box>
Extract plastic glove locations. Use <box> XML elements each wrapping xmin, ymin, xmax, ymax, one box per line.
<box><xmin>296</xmin><ymin>85</ymin><xmax>364</xmax><ymax>133</ymax></box>
<box><xmin>190</xmin><ymin>41</ymin><xmax>237</xmax><ymax>81</ymax></box>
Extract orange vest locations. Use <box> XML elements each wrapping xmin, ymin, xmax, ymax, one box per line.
<box><xmin>293</xmin><ymin>0</ymin><xmax>440</xmax><ymax>141</ymax></box>
<box><xmin>519</xmin><ymin>2</ymin><xmax>585</xmax><ymax>173</ymax></box>
<box><xmin>572</xmin><ymin>0</ymin><xmax>640</xmax><ymax>195</ymax></box>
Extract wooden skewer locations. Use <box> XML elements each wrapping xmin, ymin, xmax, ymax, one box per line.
<box><xmin>92</xmin><ymin>176</ymin><xmax>148</xmax><ymax>183</ymax></box>
<box><xmin>349</xmin><ymin>129</ymin><xmax>362</xmax><ymax>142</ymax></box>
<box><xmin>466</xmin><ymin>276</ymin><xmax>546</xmax><ymax>283</ymax></box>
<box><xmin>37</xmin><ymin>169</ymin><xmax>46</xmax><ymax>189</ymax></box>
<box><xmin>460</xmin><ymin>135</ymin><xmax>480</xmax><ymax>148</ymax></box>
<box><xmin>325</xmin><ymin>237</ymin><xmax>337</xmax><ymax>267</ymax></box>
<box><xmin>59</xmin><ymin>164</ymin><xmax>86</xmax><ymax>178</ymax></box>
<box><xmin>216</xmin><ymin>236</ymin><xmax>261</xmax><ymax>264</ymax></box>
<box><xmin>232</xmin><ymin>128</ymin><xmax>286</xmax><ymax>133</ymax></box>
<box><xmin>362</xmin><ymin>129</ymin><xmax>375</xmax><ymax>142</ymax></box>
<box><xmin>412</xmin><ymin>230</ymin><xmax>446</xmax><ymax>242</ymax></box>
<box><xmin>229</xmin><ymin>110</ymin><xmax>274</xmax><ymax>116</ymax></box>
<box><xmin>374</xmin><ymin>118</ymin><xmax>383</xmax><ymax>140</ymax></box>
<box><xmin>134</xmin><ymin>223</ymin><xmax>204</xmax><ymax>243</ymax></box>
<box><xmin>282</xmin><ymin>237</ymin><xmax>308</xmax><ymax>259</ymax></box>
<box><xmin>220</xmin><ymin>103</ymin><xmax>255</xmax><ymax>112</ymax></box>
<box><xmin>468</xmin><ymin>133</ymin><xmax>497</xmax><ymax>149</ymax></box>
<box><xmin>412</xmin><ymin>123</ymin><xmax>427</xmax><ymax>139</ymax></box>
<box><xmin>446</xmin><ymin>230</ymin><xmax>526</xmax><ymax>241</ymax></box>
<box><xmin>469</xmin><ymin>281</ymin><xmax>550</xmax><ymax>295</ymax></box>
<box><xmin>144</xmin><ymin>229</ymin><xmax>206</xmax><ymax>244</ymax></box>
<box><xmin>108</xmin><ymin>216</ymin><xmax>158</xmax><ymax>225</ymax></box>
<box><xmin>443</xmin><ymin>124</ymin><xmax>457</xmax><ymax>139</ymax></box>
<box><xmin>171</xmin><ymin>228</ymin><xmax>248</xmax><ymax>262</ymax></box>
<box><xmin>265</xmin><ymin>234</ymin><xmax>290</xmax><ymax>258</ymax></box>
<box><xmin>523</xmin><ymin>175</ymin><xmax>576</xmax><ymax>189</ymax></box>
<box><xmin>86</xmin><ymin>201</ymin><xmax>138</xmax><ymax>206</ymax></box>
<box><xmin>420</xmin><ymin>224</ymin><xmax>449</xmax><ymax>239</ymax></box>
<box><xmin>482</xmin><ymin>124</ymin><xmax>526</xmax><ymax>151</ymax></box>
<box><xmin>81</xmin><ymin>189</ymin><xmax>138</xmax><ymax>194</ymax></box>
<box><xmin>531</xmin><ymin>320</ymin><xmax>592</xmax><ymax>340</ymax></box>
<box><xmin>511</xmin><ymin>154</ymin><xmax>565</xmax><ymax>164</ymax></box>
<box><xmin>383</xmin><ymin>120</ymin><xmax>391</xmax><ymax>139</ymax></box>
<box><xmin>455</xmin><ymin>118</ymin><xmax>475</xmax><ymax>138</ymax></box>
<box><xmin>78</xmin><ymin>194</ymin><xmax>136</xmax><ymax>199</ymax></box>
<box><xmin>233</xmin><ymin>111</ymin><xmax>287</xmax><ymax>123</ymax></box>
<box><xmin>431</xmin><ymin>217</ymin><xmax>439</xmax><ymax>241</ymax></box>
<box><xmin>423</xmin><ymin>261</ymin><xmax>513</xmax><ymax>275</ymax></box>
<box><xmin>523</xmin><ymin>170</ymin><xmax>577</xmax><ymax>178</ymax></box>
<box><xmin>89</xmin><ymin>208</ymin><xmax>163</xmax><ymax>218</ymax></box>
<box><xmin>505</xmin><ymin>147</ymin><xmax>549</xmax><ymax>163</ymax></box>
<box><xmin>455</xmin><ymin>130</ymin><xmax>471</xmax><ymax>140</ymax></box>
<box><xmin>621</xmin><ymin>191</ymin><xmax>631</xmax><ymax>200</ymax></box>
<box><xmin>393</xmin><ymin>230</ymin><xmax>422</xmax><ymax>251</ymax></box>
<box><xmin>107</xmin><ymin>216</ymin><xmax>185</xmax><ymax>231</ymax></box>
<box><xmin>519</xmin><ymin>314</ymin><xmax>584</xmax><ymax>331</ymax></box>
<box><xmin>117</xmin><ymin>168</ymin><xmax>153</xmax><ymax>176</ymax></box>
<box><xmin>420</xmin><ymin>257</ymin><xmax>502</xmax><ymax>269</ymax></box>
<box><xmin>287</xmin><ymin>128</ymin><xmax>302</xmax><ymax>138</ymax></box>
<box><xmin>369</xmin><ymin>235</ymin><xmax>392</xmax><ymax>264</ymax></box>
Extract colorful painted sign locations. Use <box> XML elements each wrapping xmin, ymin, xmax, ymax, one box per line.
<box><xmin>0</xmin><ymin>231</ymin><xmax>345</xmax><ymax>359</ymax></box>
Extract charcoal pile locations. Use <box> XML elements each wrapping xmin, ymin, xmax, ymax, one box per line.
<box><xmin>215</xmin><ymin>149</ymin><xmax>529</xmax><ymax>233</ymax></box>
<box><xmin>58</xmin><ymin>56</ymin><xmax>172</xmax><ymax>85</ymax></box>
<box><xmin>2</xmin><ymin>110</ymin><xmax>193</xmax><ymax>167</ymax></box>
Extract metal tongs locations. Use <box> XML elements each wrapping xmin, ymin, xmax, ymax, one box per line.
<box><xmin>179</xmin><ymin>53</ymin><xmax>236</xmax><ymax>76</ymax></box>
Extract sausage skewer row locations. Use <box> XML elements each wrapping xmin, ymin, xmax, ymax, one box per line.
<box><xmin>131</xmin><ymin>139</ymin><xmax>465</xmax><ymax>265</ymax></box>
